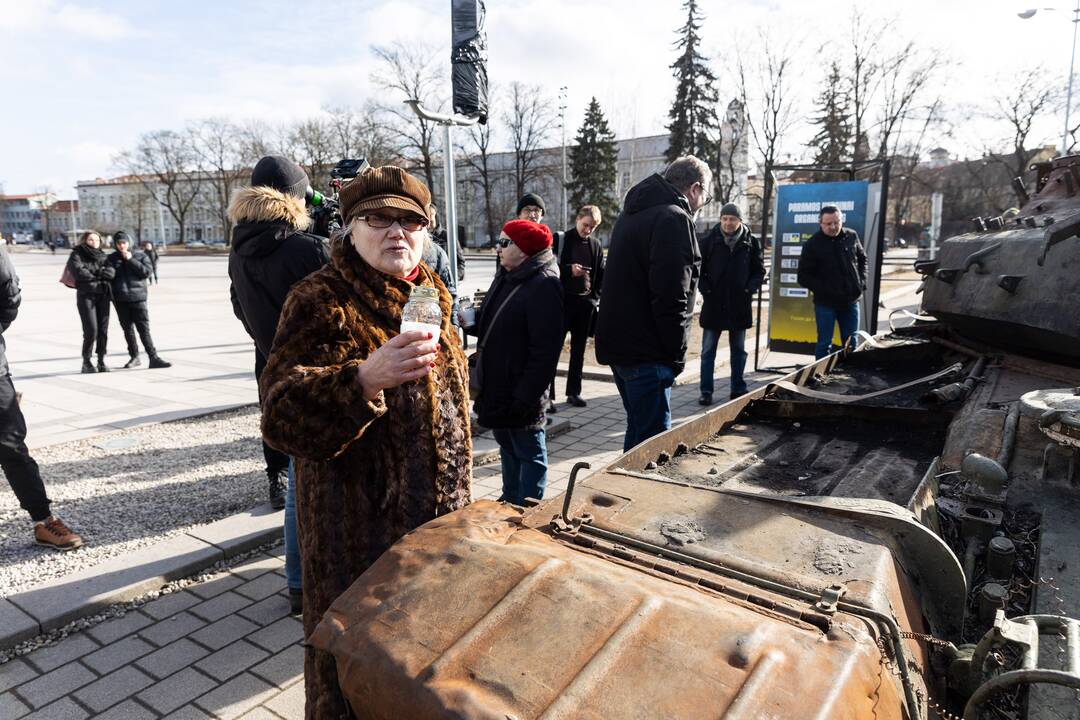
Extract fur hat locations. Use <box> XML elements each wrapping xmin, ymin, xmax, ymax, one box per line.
<box><xmin>516</xmin><ymin>192</ymin><xmax>546</xmax><ymax>215</ymax></box>
<box><xmin>250</xmin><ymin>156</ymin><xmax>309</xmax><ymax>199</ymax></box>
<box><xmin>502</xmin><ymin>219</ymin><xmax>552</xmax><ymax>256</ymax></box>
<box><xmin>339</xmin><ymin>166</ymin><xmax>432</xmax><ymax>224</ymax></box>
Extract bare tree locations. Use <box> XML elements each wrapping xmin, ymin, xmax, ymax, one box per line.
<box><xmin>460</xmin><ymin>91</ymin><xmax>500</xmax><ymax>246</ymax></box>
<box><xmin>736</xmin><ymin>29</ymin><xmax>799</xmax><ymax>176</ymax></box>
<box><xmin>504</xmin><ymin>81</ymin><xmax>556</xmax><ymax>199</ymax></box>
<box><xmin>847</xmin><ymin>10</ymin><xmax>890</xmax><ymax>163</ymax></box>
<box><xmin>324</xmin><ymin>103</ymin><xmax>396</xmax><ymax>167</ymax></box>
<box><xmin>115</xmin><ymin>130</ymin><xmax>204</xmax><ymax>244</ymax></box>
<box><xmin>288</xmin><ymin>116</ymin><xmax>337</xmax><ymax>191</ymax></box>
<box><xmin>874</xmin><ymin>44</ymin><xmax>943</xmax><ymax>162</ymax></box>
<box><xmin>370</xmin><ymin>42</ymin><xmax>447</xmax><ymax>203</ymax></box>
<box><xmin>115</xmin><ymin>183</ymin><xmax>154</xmax><ymax>242</ymax></box>
<box><xmin>714</xmin><ymin>98</ymin><xmax>748</xmax><ymax>204</ymax></box>
<box><xmin>189</xmin><ymin>118</ymin><xmax>246</xmax><ymax>243</ymax></box>
<box><xmin>984</xmin><ymin>66</ymin><xmax>1058</xmax><ymax>203</ymax></box>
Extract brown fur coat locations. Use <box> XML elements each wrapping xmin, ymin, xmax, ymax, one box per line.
<box><xmin>260</xmin><ymin>239</ymin><xmax>473</xmax><ymax>720</ymax></box>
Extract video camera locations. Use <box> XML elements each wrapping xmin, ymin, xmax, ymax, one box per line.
<box><xmin>307</xmin><ymin>158</ymin><xmax>370</xmax><ymax>238</ymax></box>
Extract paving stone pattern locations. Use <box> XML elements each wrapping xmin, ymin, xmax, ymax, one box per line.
<box><xmin>0</xmin><ymin>371</ymin><xmax>769</xmax><ymax>718</ymax></box>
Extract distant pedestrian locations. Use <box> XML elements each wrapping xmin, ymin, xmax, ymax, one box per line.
<box><xmin>516</xmin><ymin>192</ymin><xmax>546</xmax><ymax>223</ymax></box>
<box><xmin>467</xmin><ymin>219</ymin><xmax>563</xmax><ymax>505</ymax></box>
<box><xmin>429</xmin><ymin>205</ymin><xmax>466</xmax><ymax>284</ymax></box>
<box><xmin>0</xmin><ymin>247</ymin><xmax>84</xmax><ymax>550</ymax></box>
<box><xmin>228</xmin><ymin>155</ymin><xmax>329</xmax><ymax>616</ymax></box>
<box><xmin>141</xmin><ymin>240</ymin><xmax>159</xmax><ymax>283</ymax></box>
<box><xmin>66</xmin><ymin>231</ymin><xmax>115</xmax><ymax>374</ymax></box>
<box><xmin>595</xmin><ymin>156</ymin><xmax>710</xmax><ymax>451</ymax></box>
<box><xmin>107</xmin><ymin>231</ymin><xmax>171</xmax><ymax>369</ymax></box>
<box><xmin>697</xmin><ymin>203</ymin><xmax>764</xmax><ymax>405</ymax></box>
<box><xmin>797</xmin><ymin>205</ymin><xmax>867</xmax><ymax>359</ymax></box>
<box><xmin>556</xmin><ymin>205</ymin><xmax>604</xmax><ymax>408</ymax></box>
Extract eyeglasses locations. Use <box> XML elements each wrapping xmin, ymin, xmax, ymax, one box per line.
<box><xmin>697</xmin><ymin>182</ymin><xmax>713</xmax><ymax>206</ymax></box>
<box><xmin>358</xmin><ymin>213</ymin><xmax>429</xmax><ymax>232</ymax></box>
<box><xmin>497</xmin><ymin>237</ymin><xmax>511</xmax><ymax>248</ymax></box>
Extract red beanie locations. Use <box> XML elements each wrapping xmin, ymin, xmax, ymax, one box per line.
<box><xmin>502</xmin><ymin>219</ymin><xmax>552</xmax><ymax>256</ymax></box>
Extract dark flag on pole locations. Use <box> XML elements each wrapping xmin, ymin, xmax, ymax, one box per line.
<box><xmin>451</xmin><ymin>0</ymin><xmax>488</xmax><ymax>124</ymax></box>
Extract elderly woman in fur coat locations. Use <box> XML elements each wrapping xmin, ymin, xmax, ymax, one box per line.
<box><xmin>260</xmin><ymin>166</ymin><xmax>472</xmax><ymax>719</ymax></box>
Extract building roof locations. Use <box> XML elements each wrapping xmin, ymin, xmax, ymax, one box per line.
<box><xmin>51</xmin><ymin>200</ymin><xmax>79</xmax><ymax>212</ymax></box>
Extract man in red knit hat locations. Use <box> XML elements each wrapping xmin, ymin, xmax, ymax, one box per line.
<box><xmin>464</xmin><ymin>220</ymin><xmax>563</xmax><ymax>504</ymax></box>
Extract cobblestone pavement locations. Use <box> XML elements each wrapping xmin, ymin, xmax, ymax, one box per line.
<box><xmin>0</xmin><ymin>369</ymin><xmax>760</xmax><ymax>719</ymax></box>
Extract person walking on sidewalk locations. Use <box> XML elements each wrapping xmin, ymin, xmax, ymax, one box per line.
<box><xmin>797</xmin><ymin>205</ymin><xmax>867</xmax><ymax>359</ymax></box>
<box><xmin>141</xmin><ymin>240</ymin><xmax>159</xmax><ymax>284</ymax></box>
<box><xmin>595</xmin><ymin>156</ymin><xmax>709</xmax><ymax>451</ymax></box>
<box><xmin>66</xmin><ymin>231</ymin><xmax>115</xmax><ymax>374</ymax></box>
<box><xmin>260</xmin><ymin>166</ymin><xmax>472</xmax><ymax>719</ymax></box>
<box><xmin>228</xmin><ymin>155</ymin><xmax>329</xmax><ymax>616</ymax></box>
<box><xmin>0</xmin><ymin>247</ymin><xmax>84</xmax><ymax>550</ymax></box>
<box><xmin>467</xmin><ymin>219</ymin><xmax>563</xmax><ymax>505</ymax></box>
<box><xmin>107</xmin><ymin>231</ymin><xmax>171</xmax><ymax>370</ymax></box>
<box><xmin>697</xmin><ymin>203</ymin><xmax>764</xmax><ymax>405</ymax></box>
<box><xmin>557</xmin><ymin>205</ymin><xmax>604</xmax><ymax>408</ymax></box>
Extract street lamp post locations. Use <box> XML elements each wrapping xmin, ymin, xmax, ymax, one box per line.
<box><xmin>559</xmin><ymin>86</ymin><xmax>568</xmax><ymax>229</ymax></box>
<box><xmin>1020</xmin><ymin>2</ymin><xmax>1080</xmax><ymax>153</ymax></box>
<box><xmin>405</xmin><ymin>100</ymin><xmax>478</xmax><ymax>292</ymax></box>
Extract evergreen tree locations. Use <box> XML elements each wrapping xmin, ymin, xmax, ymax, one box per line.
<box><xmin>567</xmin><ymin>97</ymin><xmax>621</xmax><ymax>226</ymax></box>
<box><xmin>808</xmin><ymin>61</ymin><xmax>852</xmax><ymax>167</ymax></box>
<box><xmin>666</xmin><ymin>0</ymin><xmax>720</xmax><ymax>163</ymax></box>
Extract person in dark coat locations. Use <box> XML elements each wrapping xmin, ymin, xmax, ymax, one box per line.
<box><xmin>556</xmin><ymin>205</ymin><xmax>604</xmax><ymax>407</ymax></box>
<box><xmin>697</xmin><ymin>203</ymin><xmax>765</xmax><ymax>405</ymax></box>
<box><xmin>66</xmin><ymin>231</ymin><xmax>115</xmax><ymax>373</ymax></box>
<box><xmin>797</xmin><ymin>205</ymin><xmax>867</xmax><ymax>359</ymax></box>
<box><xmin>595</xmin><ymin>156</ymin><xmax>710</xmax><ymax>451</ymax></box>
<box><xmin>0</xmin><ymin>247</ymin><xmax>84</xmax><ymax>550</ymax></box>
<box><xmin>228</xmin><ymin>155</ymin><xmax>329</xmax><ymax>613</ymax></box>
<box><xmin>107</xmin><ymin>231</ymin><xmax>171</xmax><ymax>369</ymax></box>
<box><xmin>141</xmin><ymin>240</ymin><xmax>159</xmax><ymax>283</ymax></box>
<box><xmin>468</xmin><ymin>219</ymin><xmax>563</xmax><ymax>505</ymax></box>
<box><xmin>259</xmin><ymin>166</ymin><xmax>471</xmax><ymax>720</ymax></box>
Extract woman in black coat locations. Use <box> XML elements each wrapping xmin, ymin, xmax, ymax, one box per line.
<box><xmin>465</xmin><ymin>220</ymin><xmax>563</xmax><ymax>505</ymax></box>
<box><xmin>66</xmin><ymin>231</ymin><xmax>115</xmax><ymax>373</ymax></box>
<box><xmin>697</xmin><ymin>205</ymin><xmax>765</xmax><ymax>404</ymax></box>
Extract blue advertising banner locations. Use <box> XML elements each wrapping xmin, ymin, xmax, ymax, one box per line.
<box><xmin>769</xmin><ymin>181</ymin><xmax>870</xmax><ymax>354</ymax></box>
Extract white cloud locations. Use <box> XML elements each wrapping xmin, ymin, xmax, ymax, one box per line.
<box><xmin>0</xmin><ymin>1</ymin><xmax>132</xmax><ymax>39</ymax></box>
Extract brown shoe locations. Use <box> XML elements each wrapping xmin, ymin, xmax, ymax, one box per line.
<box><xmin>34</xmin><ymin>516</ymin><xmax>84</xmax><ymax>551</ymax></box>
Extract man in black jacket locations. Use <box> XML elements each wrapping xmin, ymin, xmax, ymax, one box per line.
<box><xmin>0</xmin><ymin>248</ymin><xmax>84</xmax><ymax>550</ymax></box>
<box><xmin>228</xmin><ymin>155</ymin><xmax>328</xmax><ymax>614</ymax></box>
<box><xmin>107</xmin><ymin>231</ymin><xmax>171</xmax><ymax>369</ymax></box>
<box><xmin>697</xmin><ymin>204</ymin><xmax>764</xmax><ymax>405</ymax></box>
<box><xmin>558</xmin><ymin>205</ymin><xmax>605</xmax><ymax>407</ymax></box>
<box><xmin>595</xmin><ymin>156</ymin><xmax>711</xmax><ymax>451</ymax></box>
<box><xmin>470</xmin><ymin>219</ymin><xmax>563</xmax><ymax>505</ymax></box>
<box><xmin>797</xmin><ymin>205</ymin><xmax>867</xmax><ymax>359</ymax></box>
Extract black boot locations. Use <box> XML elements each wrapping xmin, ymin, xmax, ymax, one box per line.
<box><xmin>148</xmin><ymin>355</ymin><xmax>172</xmax><ymax>369</ymax></box>
<box><xmin>81</xmin><ymin>358</ymin><xmax>96</xmax><ymax>374</ymax></box>
<box><xmin>97</xmin><ymin>356</ymin><xmax>110</xmax><ymax>373</ymax></box>
<box><xmin>268</xmin><ymin>469</ymin><xmax>286</xmax><ymax>510</ymax></box>
<box><xmin>124</xmin><ymin>355</ymin><xmax>141</xmax><ymax>369</ymax></box>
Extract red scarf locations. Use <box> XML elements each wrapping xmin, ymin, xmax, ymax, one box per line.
<box><xmin>403</xmin><ymin>265</ymin><xmax>420</xmax><ymax>283</ymax></box>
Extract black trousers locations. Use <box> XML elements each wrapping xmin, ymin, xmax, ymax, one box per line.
<box><xmin>562</xmin><ymin>296</ymin><xmax>595</xmax><ymax>398</ymax></box>
<box><xmin>77</xmin><ymin>293</ymin><xmax>110</xmax><ymax>359</ymax></box>
<box><xmin>0</xmin><ymin>375</ymin><xmax>50</xmax><ymax>521</ymax></box>
<box><xmin>254</xmin><ymin>349</ymin><xmax>289</xmax><ymax>477</ymax></box>
<box><xmin>115</xmin><ymin>301</ymin><xmax>157</xmax><ymax>357</ymax></box>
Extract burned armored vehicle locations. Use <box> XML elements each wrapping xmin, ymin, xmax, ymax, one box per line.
<box><xmin>310</xmin><ymin>157</ymin><xmax>1080</xmax><ymax>719</ymax></box>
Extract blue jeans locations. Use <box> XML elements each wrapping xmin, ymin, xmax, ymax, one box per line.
<box><xmin>612</xmin><ymin>363</ymin><xmax>676</xmax><ymax>452</ymax></box>
<box><xmin>814</xmin><ymin>303</ymin><xmax>860</xmax><ymax>359</ymax></box>
<box><xmin>699</xmin><ymin>328</ymin><xmax>748</xmax><ymax>396</ymax></box>
<box><xmin>492</xmin><ymin>429</ymin><xmax>548</xmax><ymax>505</ymax></box>
<box><xmin>285</xmin><ymin>459</ymin><xmax>301</xmax><ymax>593</ymax></box>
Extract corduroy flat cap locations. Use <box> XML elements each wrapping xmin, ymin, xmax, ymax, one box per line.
<box><xmin>339</xmin><ymin>166</ymin><xmax>432</xmax><ymax>224</ymax></box>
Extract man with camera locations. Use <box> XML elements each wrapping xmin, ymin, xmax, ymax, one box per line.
<box><xmin>228</xmin><ymin>154</ymin><xmax>329</xmax><ymax>615</ymax></box>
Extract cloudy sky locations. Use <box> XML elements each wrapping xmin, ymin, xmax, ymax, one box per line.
<box><xmin>0</xmin><ymin>0</ymin><xmax>1074</xmax><ymax>198</ymax></box>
